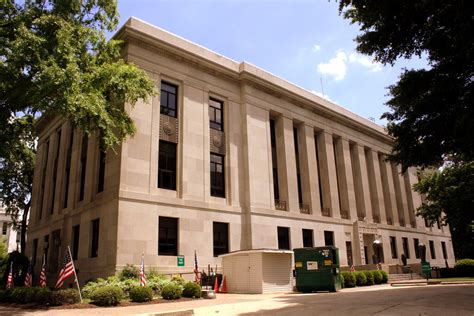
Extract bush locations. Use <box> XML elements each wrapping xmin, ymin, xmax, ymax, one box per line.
<box><xmin>454</xmin><ymin>259</ymin><xmax>474</xmax><ymax>277</ymax></box>
<box><xmin>363</xmin><ymin>271</ymin><xmax>375</xmax><ymax>286</ymax></box>
<box><xmin>148</xmin><ymin>277</ymin><xmax>171</xmax><ymax>295</ymax></box>
<box><xmin>440</xmin><ymin>267</ymin><xmax>457</xmax><ymax>278</ymax></box>
<box><xmin>90</xmin><ymin>285</ymin><xmax>124</xmax><ymax>306</ymax></box>
<box><xmin>340</xmin><ymin>272</ymin><xmax>355</xmax><ymax>288</ymax></box>
<box><xmin>49</xmin><ymin>289</ymin><xmax>81</xmax><ymax>306</ymax></box>
<box><xmin>33</xmin><ymin>287</ymin><xmax>52</xmax><ymax>304</ymax></box>
<box><xmin>380</xmin><ymin>270</ymin><xmax>389</xmax><ymax>283</ymax></box>
<box><xmin>354</xmin><ymin>271</ymin><xmax>367</xmax><ymax>286</ymax></box>
<box><xmin>337</xmin><ymin>274</ymin><xmax>345</xmax><ymax>289</ymax></box>
<box><xmin>161</xmin><ymin>283</ymin><xmax>183</xmax><ymax>300</ymax></box>
<box><xmin>129</xmin><ymin>286</ymin><xmax>153</xmax><ymax>302</ymax></box>
<box><xmin>1</xmin><ymin>251</ymin><xmax>30</xmax><ymax>287</ymax></box>
<box><xmin>0</xmin><ymin>290</ymin><xmax>7</xmax><ymax>303</ymax></box>
<box><xmin>119</xmin><ymin>264</ymin><xmax>140</xmax><ymax>280</ymax></box>
<box><xmin>372</xmin><ymin>270</ymin><xmax>383</xmax><ymax>284</ymax></box>
<box><xmin>171</xmin><ymin>275</ymin><xmax>186</xmax><ymax>287</ymax></box>
<box><xmin>182</xmin><ymin>282</ymin><xmax>201</xmax><ymax>298</ymax></box>
<box><xmin>9</xmin><ymin>287</ymin><xmax>29</xmax><ymax>303</ymax></box>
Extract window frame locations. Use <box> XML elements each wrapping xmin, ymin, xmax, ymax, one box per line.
<box><xmin>210</xmin><ymin>153</ymin><xmax>225</xmax><ymax>198</ymax></box>
<box><xmin>90</xmin><ymin>218</ymin><xmax>100</xmax><ymax>258</ymax></box>
<box><xmin>213</xmin><ymin>222</ymin><xmax>229</xmax><ymax>257</ymax></box>
<box><xmin>390</xmin><ymin>236</ymin><xmax>398</xmax><ymax>259</ymax></box>
<box><xmin>158</xmin><ymin>140</ymin><xmax>177</xmax><ymax>190</ymax></box>
<box><xmin>158</xmin><ymin>216</ymin><xmax>178</xmax><ymax>256</ymax></box>
<box><xmin>209</xmin><ymin>98</ymin><xmax>224</xmax><ymax>131</ymax></box>
<box><xmin>302</xmin><ymin>229</ymin><xmax>314</xmax><ymax>248</ymax></box>
<box><xmin>160</xmin><ymin>81</ymin><xmax>178</xmax><ymax>118</ymax></box>
<box><xmin>402</xmin><ymin>237</ymin><xmax>410</xmax><ymax>259</ymax></box>
<box><xmin>72</xmin><ymin>224</ymin><xmax>80</xmax><ymax>260</ymax></box>
<box><xmin>324</xmin><ymin>230</ymin><xmax>334</xmax><ymax>246</ymax></box>
<box><xmin>277</xmin><ymin>226</ymin><xmax>290</xmax><ymax>250</ymax></box>
<box><xmin>429</xmin><ymin>240</ymin><xmax>436</xmax><ymax>259</ymax></box>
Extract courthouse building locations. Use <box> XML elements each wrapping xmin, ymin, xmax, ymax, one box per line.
<box><xmin>26</xmin><ymin>18</ymin><xmax>454</xmax><ymax>283</ymax></box>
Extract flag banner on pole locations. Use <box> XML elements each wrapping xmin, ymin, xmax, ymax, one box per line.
<box><xmin>6</xmin><ymin>262</ymin><xmax>13</xmax><ymax>289</ymax></box>
<box><xmin>24</xmin><ymin>262</ymin><xmax>33</xmax><ymax>287</ymax></box>
<box><xmin>194</xmin><ymin>250</ymin><xmax>201</xmax><ymax>284</ymax></box>
<box><xmin>39</xmin><ymin>254</ymin><xmax>47</xmax><ymax>287</ymax></box>
<box><xmin>139</xmin><ymin>254</ymin><xmax>147</xmax><ymax>286</ymax></box>
<box><xmin>55</xmin><ymin>251</ymin><xmax>75</xmax><ymax>289</ymax></box>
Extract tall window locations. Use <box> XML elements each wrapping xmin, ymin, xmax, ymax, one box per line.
<box><xmin>63</xmin><ymin>128</ymin><xmax>74</xmax><ymax>208</ymax></box>
<box><xmin>390</xmin><ymin>236</ymin><xmax>398</xmax><ymax>258</ymax></box>
<box><xmin>90</xmin><ymin>219</ymin><xmax>100</xmax><ymax>258</ymax></box>
<box><xmin>315</xmin><ymin>135</ymin><xmax>324</xmax><ymax>210</ymax></box>
<box><xmin>414</xmin><ymin>238</ymin><xmax>420</xmax><ymax>259</ymax></box>
<box><xmin>209</xmin><ymin>98</ymin><xmax>223</xmax><ymax>131</ymax></box>
<box><xmin>158</xmin><ymin>141</ymin><xmax>177</xmax><ymax>190</ymax></box>
<box><xmin>50</xmin><ymin>129</ymin><xmax>61</xmax><ymax>214</ymax></box>
<box><xmin>429</xmin><ymin>240</ymin><xmax>436</xmax><ymax>259</ymax></box>
<box><xmin>346</xmin><ymin>241</ymin><xmax>353</xmax><ymax>266</ymax></box>
<box><xmin>441</xmin><ymin>241</ymin><xmax>448</xmax><ymax>259</ymax></box>
<box><xmin>210</xmin><ymin>154</ymin><xmax>225</xmax><ymax>197</ymax></box>
<box><xmin>213</xmin><ymin>222</ymin><xmax>229</xmax><ymax>257</ymax></box>
<box><xmin>39</xmin><ymin>141</ymin><xmax>49</xmax><ymax>220</ymax></box>
<box><xmin>97</xmin><ymin>148</ymin><xmax>106</xmax><ymax>193</ymax></box>
<box><xmin>79</xmin><ymin>134</ymin><xmax>88</xmax><ymax>201</ymax></box>
<box><xmin>32</xmin><ymin>239</ymin><xmax>38</xmax><ymax>266</ymax></box>
<box><xmin>72</xmin><ymin>225</ymin><xmax>80</xmax><ymax>260</ymax></box>
<box><xmin>158</xmin><ymin>217</ymin><xmax>178</xmax><ymax>256</ymax></box>
<box><xmin>2</xmin><ymin>222</ymin><xmax>7</xmax><ymax>235</ymax></box>
<box><xmin>402</xmin><ymin>237</ymin><xmax>410</xmax><ymax>258</ymax></box>
<box><xmin>277</xmin><ymin>227</ymin><xmax>290</xmax><ymax>250</ymax></box>
<box><xmin>270</xmin><ymin>120</ymin><xmax>280</xmax><ymax>203</ymax></box>
<box><xmin>294</xmin><ymin>128</ymin><xmax>303</xmax><ymax>206</ymax></box>
<box><xmin>43</xmin><ymin>235</ymin><xmax>49</xmax><ymax>265</ymax></box>
<box><xmin>160</xmin><ymin>81</ymin><xmax>178</xmax><ymax>118</ymax></box>
<box><xmin>324</xmin><ymin>231</ymin><xmax>334</xmax><ymax>246</ymax></box>
<box><xmin>302</xmin><ymin>229</ymin><xmax>314</xmax><ymax>248</ymax></box>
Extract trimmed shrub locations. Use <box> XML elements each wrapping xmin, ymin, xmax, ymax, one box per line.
<box><xmin>171</xmin><ymin>275</ymin><xmax>186</xmax><ymax>287</ymax></box>
<box><xmin>90</xmin><ymin>285</ymin><xmax>124</xmax><ymax>306</ymax></box>
<box><xmin>354</xmin><ymin>271</ymin><xmax>367</xmax><ymax>286</ymax></box>
<box><xmin>440</xmin><ymin>267</ymin><xmax>456</xmax><ymax>278</ymax></box>
<box><xmin>0</xmin><ymin>290</ymin><xmax>7</xmax><ymax>303</ymax></box>
<box><xmin>372</xmin><ymin>270</ymin><xmax>383</xmax><ymax>284</ymax></box>
<box><xmin>454</xmin><ymin>259</ymin><xmax>474</xmax><ymax>277</ymax></box>
<box><xmin>363</xmin><ymin>271</ymin><xmax>374</xmax><ymax>285</ymax></box>
<box><xmin>9</xmin><ymin>287</ymin><xmax>29</xmax><ymax>303</ymax></box>
<box><xmin>129</xmin><ymin>286</ymin><xmax>153</xmax><ymax>302</ymax></box>
<box><xmin>337</xmin><ymin>274</ymin><xmax>345</xmax><ymax>289</ymax></box>
<box><xmin>33</xmin><ymin>287</ymin><xmax>52</xmax><ymax>304</ymax></box>
<box><xmin>119</xmin><ymin>264</ymin><xmax>140</xmax><ymax>280</ymax></box>
<box><xmin>341</xmin><ymin>272</ymin><xmax>356</xmax><ymax>288</ymax></box>
<box><xmin>148</xmin><ymin>277</ymin><xmax>171</xmax><ymax>295</ymax></box>
<box><xmin>380</xmin><ymin>270</ymin><xmax>389</xmax><ymax>284</ymax></box>
<box><xmin>161</xmin><ymin>283</ymin><xmax>183</xmax><ymax>300</ymax></box>
<box><xmin>49</xmin><ymin>289</ymin><xmax>81</xmax><ymax>306</ymax></box>
<box><xmin>182</xmin><ymin>282</ymin><xmax>201</xmax><ymax>298</ymax></box>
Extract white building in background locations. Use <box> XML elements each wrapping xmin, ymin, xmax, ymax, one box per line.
<box><xmin>0</xmin><ymin>205</ymin><xmax>19</xmax><ymax>253</ymax></box>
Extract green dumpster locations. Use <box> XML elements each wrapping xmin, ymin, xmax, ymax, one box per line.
<box><xmin>294</xmin><ymin>246</ymin><xmax>341</xmax><ymax>292</ymax></box>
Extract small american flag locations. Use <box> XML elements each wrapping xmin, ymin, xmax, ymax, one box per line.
<box><xmin>6</xmin><ymin>262</ymin><xmax>13</xmax><ymax>289</ymax></box>
<box><xmin>24</xmin><ymin>262</ymin><xmax>33</xmax><ymax>287</ymax></box>
<box><xmin>194</xmin><ymin>250</ymin><xmax>201</xmax><ymax>283</ymax></box>
<box><xmin>139</xmin><ymin>254</ymin><xmax>147</xmax><ymax>286</ymax></box>
<box><xmin>55</xmin><ymin>251</ymin><xmax>75</xmax><ymax>289</ymax></box>
<box><xmin>39</xmin><ymin>254</ymin><xmax>47</xmax><ymax>287</ymax></box>
<box><xmin>350</xmin><ymin>265</ymin><xmax>356</xmax><ymax>272</ymax></box>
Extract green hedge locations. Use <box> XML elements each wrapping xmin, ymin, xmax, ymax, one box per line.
<box><xmin>454</xmin><ymin>259</ymin><xmax>474</xmax><ymax>277</ymax></box>
<box><xmin>354</xmin><ymin>271</ymin><xmax>367</xmax><ymax>286</ymax></box>
<box><xmin>90</xmin><ymin>285</ymin><xmax>124</xmax><ymax>306</ymax></box>
<box><xmin>340</xmin><ymin>272</ymin><xmax>356</xmax><ymax>288</ymax></box>
<box><xmin>129</xmin><ymin>286</ymin><xmax>153</xmax><ymax>302</ymax></box>
<box><xmin>161</xmin><ymin>283</ymin><xmax>183</xmax><ymax>300</ymax></box>
<box><xmin>372</xmin><ymin>270</ymin><xmax>383</xmax><ymax>284</ymax></box>
<box><xmin>49</xmin><ymin>289</ymin><xmax>81</xmax><ymax>306</ymax></box>
<box><xmin>380</xmin><ymin>270</ymin><xmax>389</xmax><ymax>283</ymax></box>
<box><xmin>363</xmin><ymin>271</ymin><xmax>374</xmax><ymax>286</ymax></box>
<box><xmin>182</xmin><ymin>282</ymin><xmax>201</xmax><ymax>298</ymax></box>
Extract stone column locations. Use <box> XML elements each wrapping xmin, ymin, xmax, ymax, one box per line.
<box><xmin>350</xmin><ymin>143</ymin><xmax>372</xmax><ymax>221</ymax></box>
<box><xmin>297</xmin><ymin>124</ymin><xmax>322</xmax><ymax>216</ymax></box>
<box><xmin>334</xmin><ymin>138</ymin><xmax>357</xmax><ymax>220</ymax></box>
<box><xmin>407</xmin><ymin>167</ymin><xmax>425</xmax><ymax>228</ymax></box>
<box><xmin>41</xmin><ymin>136</ymin><xmax>55</xmax><ymax>221</ymax></box>
<box><xmin>315</xmin><ymin>131</ymin><xmax>340</xmax><ymax>217</ymax></box>
<box><xmin>378</xmin><ymin>154</ymin><xmax>399</xmax><ymax>225</ymax></box>
<box><xmin>403</xmin><ymin>170</ymin><xmax>417</xmax><ymax>228</ymax></box>
<box><xmin>275</xmin><ymin>115</ymin><xmax>299</xmax><ymax>213</ymax></box>
<box><xmin>366</xmin><ymin>149</ymin><xmax>387</xmax><ymax>224</ymax></box>
<box><xmin>32</xmin><ymin>142</ymin><xmax>46</xmax><ymax>223</ymax></box>
<box><xmin>391</xmin><ymin>163</ymin><xmax>408</xmax><ymax>227</ymax></box>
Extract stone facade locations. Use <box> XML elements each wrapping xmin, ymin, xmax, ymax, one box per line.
<box><xmin>26</xmin><ymin>17</ymin><xmax>455</xmax><ymax>284</ymax></box>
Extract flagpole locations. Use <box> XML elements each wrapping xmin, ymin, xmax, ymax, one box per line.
<box><xmin>68</xmin><ymin>246</ymin><xmax>83</xmax><ymax>303</ymax></box>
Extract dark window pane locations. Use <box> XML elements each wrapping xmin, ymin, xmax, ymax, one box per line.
<box><xmin>346</xmin><ymin>241</ymin><xmax>353</xmax><ymax>266</ymax></box>
<box><xmin>277</xmin><ymin>227</ymin><xmax>290</xmax><ymax>250</ymax></box>
<box><xmin>158</xmin><ymin>141</ymin><xmax>177</xmax><ymax>190</ymax></box>
<box><xmin>91</xmin><ymin>219</ymin><xmax>100</xmax><ymax>258</ymax></box>
<box><xmin>210</xmin><ymin>154</ymin><xmax>225</xmax><ymax>198</ymax></box>
<box><xmin>159</xmin><ymin>217</ymin><xmax>178</xmax><ymax>256</ymax></box>
<box><xmin>429</xmin><ymin>240</ymin><xmax>436</xmax><ymax>259</ymax></box>
<box><xmin>414</xmin><ymin>238</ymin><xmax>420</xmax><ymax>259</ymax></box>
<box><xmin>160</xmin><ymin>81</ymin><xmax>178</xmax><ymax>118</ymax></box>
<box><xmin>402</xmin><ymin>237</ymin><xmax>410</xmax><ymax>259</ymax></box>
<box><xmin>79</xmin><ymin>134</ymin><xmax>88</xmax><ymax>201</ymax></box>
<box><xmin>390</xmin><ymin>236</ymin><xmax>398</xmax><ymax>259</ymax></box>
<box><xmin>72</xmin><ymin>225</ymin><xmax>80</xmax><ymax>260</ymax></box>
<box><xmin>441</xmin><ymin>242</ymin><xmax>447</xmax><ymax>259</ymax></box>
<box><xmin>302</xmin><ymin>229</ymin><xmax>313</xmax><ymax>248</ymax></box>
<box><xmin>324</xmin><ymin>231</ymin><xmax>334</xmax><ymax>246</ymax></box>
<box><xmin>209</xmin><ymin>98</ymin><xmax>223</xmax><ymax>131</ymax></box>
<box><xmin>213</xmin><ymin>222</ymin><xmax>229</xmax><ymax>257</ymax></box>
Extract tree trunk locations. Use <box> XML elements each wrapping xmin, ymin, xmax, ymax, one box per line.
<box><xmin>20</xmin><ymin>202</ymin><xmax>30</xmax><ymax>255</ymax></box>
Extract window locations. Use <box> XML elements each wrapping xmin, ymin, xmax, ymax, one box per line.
<box><xmin>32</xmin><ymin>239</ymin><xmax>38</xmax><ymax>266</ymax></box>
<box><xmin>213</xmin><ymin>222</ymin><xmax>229</xmax><ymax>257</ymax></box>
<box><xmin>43</xmin><ymin>235</ymin><xmax>49</xmax><ymax>265</ymax></box>
<box><xmin>402</xmin><ymin>237</ymin><xmax>410</xmax><ymax>259</ymax></box>
<box><xmin>79</xmin><ymin>134</ymin><xmax>88</xmax><ymax>201</ymax></box>
<box><xmin>294</xmin><ymin>128</ymin><xmax>303</xmax><ymax>205</ymax></box>
<box><xmin>63</xmin><ymin>128</ymin><xmax>74</xmax><ymax>208</ymax></box>
<box><xmin>346</xmin><ymin>241</ymin><xmax>353</xmax><ymax>266</ymax></box>
<box><xmin>324</xmin><ymin>231</ymin><xmax>334</xmax><ymax>246</ymax></box>
<box><xmin>429</xmin><ymin>240</ymin><xmax>436</xmax><ymax>259</ymax></box>
<box><xmin>270</xmin><ymin>120</ymin><xmax>280</xmax><ymax>203</ymax></box>
<box><xmin>2</xmin><ymin>222</ymin><xmax>7</xmax><ymax>235</ymax></box>
<box><xmin>390</xmin><ymin>236</ymin><xmax>398</xmax><ymax>259</ymax></box>
<box><xmin>97</xmin><ymin>148</ymin><xmax>106</xmax><ymax>193</ymax></box>
<box><xmin>441</xmin><ymin>241</ymin><xmax>448</xmax><ymax>259</ymax></box>
<box><xmin>210</xmin><ymin>154</ymin><xmax>225</xmax><ymax>198</ymax></box>
<box><xmin>209</xmin><ymin>98</ymin><xmax>223</xmax><ymax>131</ymax></box>
<box><xmin>90</xmin><ymin>219</ymin><xmax>100</xmax><ymax>258</ymax></box>
<box><xmin>39</xmin><ymin>141</ymin><xmax>49</xmax><ymax>220</ymax></box>
<box><xmin>72</xmin><ymin>225</ymin><xmax>80</xmax><ymax>260</ymax></box>
<box><xmin>50</xmin><ymin>129</ymin><xmax>61</xmax><ymax>214</ymax></box>
<box><xmin>158</xmin><ymin>141</ymin><xmax>177</xmax><ymax>190</ymax></box>
<box><xmin>277</xmin><ymin>227</ymin><xmax>290</xmax><ymax>250</ymax></box>
<box><xmin>160</xmin><ymin>81</ymin><xmax>178</xmax><ymax>118</ymax></box>
<box><xmin>159</xmin><ymin>217</ymin><xmax>178</xmax><ymax>256</ymax></box>
<box><xmin>414</xmin><ymin>238</ymin><xmax>420</xmax><ymax>259</ymax></box>
<box><xmin>302</xmin><ymin>229</ymin><xmax>314</xmax><ymax>248</ymax></box>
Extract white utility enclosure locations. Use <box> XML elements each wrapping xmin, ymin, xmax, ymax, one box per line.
<box><xmin>220</xmin><ymin>249</ymin><xmax>293</xmax><ymax>294</ymax></box>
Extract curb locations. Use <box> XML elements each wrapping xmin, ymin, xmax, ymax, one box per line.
<box><xmin>390</xmin><ymin>280</ymin><xmax>474</xmax><ymax>287</ymax></box>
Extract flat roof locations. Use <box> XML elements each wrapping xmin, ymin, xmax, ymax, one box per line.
<box><xmin>219</xmin><ymin>249</ymin><xmax>294</xmax><ymax>258</ymax></box>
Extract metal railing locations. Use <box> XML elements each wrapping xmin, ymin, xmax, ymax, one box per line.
<box><xmin>299</xmin><ymin>203</ymin><xmax>311</xmax><ymax>214</ymax></box>
<box><xmin>399</xmin><ymin>219</ymin><xmax>406</xmax><ymax>227</ymax></box>
<box><xmin>340</xmin><ymin>211</ymin><xmax>350</xmax><ymax>219</ymax></box>
<box><xmin>322</xmin><ymin>207</ymin><xmax>331</xmax><ymax>217</ymax></box>
<box><xmin>274</xmin><ymin>199</ymin><xmax>287</xmax><ymax>211</ymax></box>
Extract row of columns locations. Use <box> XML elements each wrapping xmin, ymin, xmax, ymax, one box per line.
<box><xmin>270</xmin><ymin>114</ymin><xmax>419</xmax><ymax>227</ymax></box>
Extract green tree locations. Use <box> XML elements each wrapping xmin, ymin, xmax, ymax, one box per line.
<box><xmin>338</xmin><ymin>1</ymin><xmax>474</xmax><ymax>258</ymax></box>
<box><xmin>0</xmin><ymin>0</ymin><xmax>155</xmax><ymax>252</ymax></box>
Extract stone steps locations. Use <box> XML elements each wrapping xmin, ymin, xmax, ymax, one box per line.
<box><xmin>388</xmin><ymin>273</ymin><xmax>425</xmax><ymax>282</ymax></box>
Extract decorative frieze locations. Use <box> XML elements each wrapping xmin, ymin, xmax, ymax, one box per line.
<box><xmin>159</xmin><ymin>114</ymin><xmax>179</xmax><ymax>143</ymax></box>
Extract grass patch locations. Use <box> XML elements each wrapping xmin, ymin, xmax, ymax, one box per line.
<box><xmin>437</xmin><ymin>277</ymin><xmax>474</xmax><ymax>281</ymax></box>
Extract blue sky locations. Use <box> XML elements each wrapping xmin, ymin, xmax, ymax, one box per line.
<box><xmin>115</xmin><ymin>0</ymin><xmax>426</xmax><ymax>125</ymax></box>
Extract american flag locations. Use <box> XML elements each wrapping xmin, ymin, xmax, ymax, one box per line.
<box><xmin>139</xmin><ymin>254</ymin><xmax>147</xmax><ymax>286</ymax></box>
<box><xmin>39</xmin><ymin>254</ymin><xmax>47</xmax><ymax>287</ymax></box>
<box><xmin>350</xmin><ymin>265</ymin><xmax>356</xmax><ymax>272</ymax></box>
<box><xmin>55</xmin><ymin>251</ymin><xmax>75</xmax><ymax>289</ymax></box>
<box><xmin>194</xmin><ymin>250</ymin><xmax>201</xmax><ymax>283</ymax></box>
<box><xmin>24</xmin><ymin>262</ymin><xmax>33</xmax><ymax>287</ymax></box>
<box><xmin>6</xmin><ymin>262</ymin><xmax>13</xmax><ymax>289</ymax></box>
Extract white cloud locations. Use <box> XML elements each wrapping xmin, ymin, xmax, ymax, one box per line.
<box><xmin>311</xmin><ymin>90</ymin><xmax>335</xmax><ymax>103</ymax></box>
<box><xmin>348</xmin><ymin>52</ymin><xmax>382</xmax><ymax>72</ymax></box>
<box><xmin>312</xmin><ymin>44</ymin><xmax>321</xmax><ymax>52</ymax></box>
<box><xmin>316</xmin><ymin>51</ymin><xmax>347</xmax><ymax>81</ymax></box>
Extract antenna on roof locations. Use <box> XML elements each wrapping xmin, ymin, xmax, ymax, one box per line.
<box><xmin>320</xmin><ymin>77</ymin><xmax>325</xmax><ymax>97</ymax></box>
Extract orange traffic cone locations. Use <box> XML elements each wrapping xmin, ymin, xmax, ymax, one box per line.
<box><xmin>213</xmin><ymin>276</ymin><xmax>219</xmax><ymax>293</ymax></box>
<box><xmin>219</xmin><ymin>275</ymin><xmax>227</xmax><ymax>293</ymax></box>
